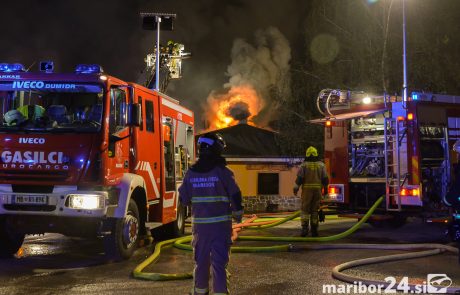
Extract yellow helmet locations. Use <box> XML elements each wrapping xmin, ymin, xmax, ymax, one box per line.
<box><xmin>306</xmin><ymin>146</ymin><xmax>318</xmax><ymax>157</ymax></box>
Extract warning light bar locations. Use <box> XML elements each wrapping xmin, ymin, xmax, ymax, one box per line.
<box><xmin>75</xmin><ymin>64</ymin><xmax>103</xmax><ymax>74</ymax></box>
<box><xmin>0</xmin><ymin>63</ymin><xmax>25</xmax><ymax>73</ymax></box>
<box><xmin>325</xmin><ymin>120</ymin><xmax>333</xmax><ymax>127</ymax></box>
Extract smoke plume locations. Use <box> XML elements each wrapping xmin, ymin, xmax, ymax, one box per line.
<box><xmin>226</xmin><ymin>26</ymin><xmax>291</xmax><ymax>100</ymax></box>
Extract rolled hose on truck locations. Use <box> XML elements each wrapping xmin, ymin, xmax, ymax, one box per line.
<box><xmin>133</xmin><ymin>196</ymin><xmax>460</xmax><ymax>293</ymax></box>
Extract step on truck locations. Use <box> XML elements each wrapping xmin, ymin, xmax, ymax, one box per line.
<box><xmin>312</xmin><ymin>89</ymin><xmax>460</xmax><ymax>227</ymax></box>
<box><xmin>0</xmin><ymin>62</ymin><xmax>194</xmax><ymax>259</ymax></box>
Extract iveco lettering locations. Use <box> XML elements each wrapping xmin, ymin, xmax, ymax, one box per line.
<box><xmin>19</xmin><ymin>138</ymin><xmax>45</xmax><ymax>144</ymax></box>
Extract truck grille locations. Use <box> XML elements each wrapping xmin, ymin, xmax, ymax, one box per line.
<box><xmin>12</xmin><ymin>185</ymin><xmax>54</xmax><ymax>194</ymax></box>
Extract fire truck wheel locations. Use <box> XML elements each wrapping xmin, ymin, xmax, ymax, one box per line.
<box><xmin>104</xmin><ymin>199</ymin><xmax>140</xmax><ymax>260</ymax></box>
<box><xmin>172</xmin><ymin>201</ymin><xmax>186</xmax><ymax>236</ymax></box>
<box><xmin>0</xmin><ymin>218</ymin><xmax>25</xmax><ymax>258</ymax></box>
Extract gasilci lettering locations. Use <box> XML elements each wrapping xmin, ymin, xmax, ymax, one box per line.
<box><xmin>1</xmin><ymin>151</ymin><xmax>64</xmax><ymax>164</ymax></box>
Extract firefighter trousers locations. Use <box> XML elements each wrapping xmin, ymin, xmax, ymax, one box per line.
<box><xmin>192</xmin><ymin>223</ymin><xmax>232</xmax><ymax>295</ymax></box>
<box><xmin>300</xmin><ymin>188</ymin><xmax>321</xmax><ymax>228</ymax></box>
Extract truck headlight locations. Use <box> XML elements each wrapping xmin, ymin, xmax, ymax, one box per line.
<box><xmin>67</xmin><ymin>194</ymin><xmax>104</xmax><ymax>210</ymax></box>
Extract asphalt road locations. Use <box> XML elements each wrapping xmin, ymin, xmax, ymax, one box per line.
<box><xmin>0</xmin><ymin>217</ymin><xmax>459</xmax><ymax>295</ymax></box>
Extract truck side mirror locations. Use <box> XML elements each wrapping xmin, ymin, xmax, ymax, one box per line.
<box><xmin>127</xmin><ymin>103</ymin><xmax>141</xmax><ymax>127</ymax></box>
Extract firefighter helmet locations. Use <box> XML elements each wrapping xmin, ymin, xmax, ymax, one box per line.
<box><xmin>3</xmin><ymin>110</ymin><xmax>25</xmax><ymax>126</ymax></box>
<box><xmin>306</xmin><ymin>146</ymin><xmax>318</xmax><ymax>157</ymax></box>
<box><xmin>198</xmin><ymin>133</ymin><xmax>226</xmax><ymax>156</ymax></box>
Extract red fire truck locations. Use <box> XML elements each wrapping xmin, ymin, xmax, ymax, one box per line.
<box><xmin>0</xmin><ymin>63</ymin><xmax>194</xmax><ymax>259</ymax></box>
<box><xmin>312</xmin><ymin>89</ymin><xmax>460</xmax><ymax>225</ymax></box>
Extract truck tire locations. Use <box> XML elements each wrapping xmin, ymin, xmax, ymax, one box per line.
<box><xmin>171</xmin><ymin>201</ymin><xmax>186</xmax><ymax>236</ymax></box>
<box><xmin>0</xmin><ymin>218</ymin><xmax>25</xmax><ymax>258</ymax></box>
<box><xmin>104</xmin><ymin>199</ymin><xmax>140</xmax><ymax>261</ymax></box>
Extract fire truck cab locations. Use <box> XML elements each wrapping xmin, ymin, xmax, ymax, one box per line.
<box><xmin>0</xmin><ymin>63</ymin><xmax>194</xmax><ymax>259</ymax></box>
<box><xmin>313</xmin><ymin>89</ymin><xmax>460</xmax><ymax>224</ymax></box>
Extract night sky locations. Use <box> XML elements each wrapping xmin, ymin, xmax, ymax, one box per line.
<box><xmin>1</xmin><ymin>0</ymin><xmax>459</xmax><ymax>130</ymax></box>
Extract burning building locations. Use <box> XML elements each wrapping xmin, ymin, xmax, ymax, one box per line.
<box><xmin>196</xmin><ymin>124</ymin><xmax>303</xmax><ymax>213</ymax></box>
<box><xmin>204</xmin><ymin>85</ymin><xmax>265</xmax><ymax>129</ymax></box>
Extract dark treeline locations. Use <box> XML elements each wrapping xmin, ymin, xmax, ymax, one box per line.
<box><xmin>275</xmin><ymin>0</ymin><xmax>460</xmax><ymax>156</ymax></box>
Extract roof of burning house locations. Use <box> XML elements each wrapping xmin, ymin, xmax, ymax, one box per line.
<box><xmin>198</xmin><ymin>124</ymin><xmax>287</xmax><ymax>158</ymax></box>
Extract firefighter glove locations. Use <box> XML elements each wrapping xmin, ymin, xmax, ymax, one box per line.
<box><xmin>293</xmin><ymin>185</ymin><xmax>299</xmax><ymax>196</ymax></box>
<box><xmin>318</xmin><ymin>208</ymin><xmax>325</xmax><ymax>223</ymax></box>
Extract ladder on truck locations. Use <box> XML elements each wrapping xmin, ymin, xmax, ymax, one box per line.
<box><xmin>384</xmin><ymin>117</ymin><xmax>407</xmax><ymax>211</ymax></box>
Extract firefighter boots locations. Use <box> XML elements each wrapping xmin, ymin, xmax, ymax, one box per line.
<box><xmin>311</xmin><ymin>224</ymin><xmax>319</xmax><ymax>237</ymax></box>
<box><xmin>301</xmin><ymin>221</ymin><xmax>309</xmax><ymax>237</ymax></box>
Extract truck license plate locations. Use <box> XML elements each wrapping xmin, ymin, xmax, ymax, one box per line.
<box><xmin>13</xmin><ymin>195</ymin><xmax>48</xmax><ymax>205</ymax></box>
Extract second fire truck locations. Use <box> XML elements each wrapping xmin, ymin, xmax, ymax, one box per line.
<box><xmin>313</xmin><ymin>89</ymin><xmax>460</xmax><ymax>225</ymax></box>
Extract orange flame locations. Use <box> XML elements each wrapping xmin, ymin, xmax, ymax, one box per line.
<box><xmin>206</xmin><ymin>85</ymin><xmax>264</xmax><ymax>130</ymax></box>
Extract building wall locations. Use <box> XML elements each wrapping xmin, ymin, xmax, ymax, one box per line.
<box><xmin>227</xmin><ymin>162</ymin><xmax>301</xmax><ymax>212</ymax></box>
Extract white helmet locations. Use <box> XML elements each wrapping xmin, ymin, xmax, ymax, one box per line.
<box><xmin>453</xmin><ymin>139</ymin><xmax>460</xmax><ymax>154</ymax></box>
<box><xmin>3</xmin><ymin>110</ymin><xmax>25</xmax><ymax>126</ymax></box>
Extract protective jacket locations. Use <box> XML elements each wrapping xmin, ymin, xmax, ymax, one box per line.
<box><xmin>179</xmin><ymin>157</ymin><xmax>243</xmax><ymax>227</ymax></box>
<box><xmin>296</xmin><ymin>161</ymin><xmax>328</xmax><ymax>190</ymax></box>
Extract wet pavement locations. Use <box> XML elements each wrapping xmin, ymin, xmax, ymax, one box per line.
<box><xmin>0</xmin><ymin>217</ymin><xmax>459</xmax><ymax>295</ymax></box>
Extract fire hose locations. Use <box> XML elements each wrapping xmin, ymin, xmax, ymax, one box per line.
<box><xmin>133</xmin><ymin>196</ymin><xmax>460</xmax><ymax>293</ymax></box>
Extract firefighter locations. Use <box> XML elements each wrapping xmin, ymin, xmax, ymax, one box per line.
<box><xmin>179</xmin><ymin>133</ymin><xmax>243</xmax><ymax>295</ymax></box>
<box><xmin>293</xmin><ymin>146</ymin><xmax>329</xmax><ymax>237</ymax></box>
<box><xmin>17</xmin><ymin>104</ymin><xmax>45</xmax><ymax>121</ymax></box>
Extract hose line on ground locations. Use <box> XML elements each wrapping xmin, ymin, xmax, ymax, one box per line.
<box><xmin>330</xmin><ymin>244</ymin><xmax>460</xmax><ymax>294</ymax></box>
<box><xmin>132</xmin><ymin>195</ymin><xmax>459</xmax><ymax>292</ymax></box>
<box><xmin>174</xmin><ymin>195</ymin><xmax>384</xmax><ymax>253</ymax></box>
<box><xmin>133</xmin><ymin>238</ymin><xmax>192</xmax><ymax>280</ymax></box>
<box><xmin>133</xmin><ymin>196</ymin><xmax>383</xmax><ymax>279</ymax></box>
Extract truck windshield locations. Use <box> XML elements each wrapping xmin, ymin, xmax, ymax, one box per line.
<box><xmin>0</xmin><ymin>82</ymin><xmax>104</xmax><ymax>133</ymax></box>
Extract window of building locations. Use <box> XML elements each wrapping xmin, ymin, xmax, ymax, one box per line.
<box><xmin>257</xmin><ymin>173</ymin><xmax>279</xmax><ymax>195</ymax></box>
<box><xmin>145</xmin><ymin>100</ymin><xmax>154</xmax><ymax>132</ymax></box>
